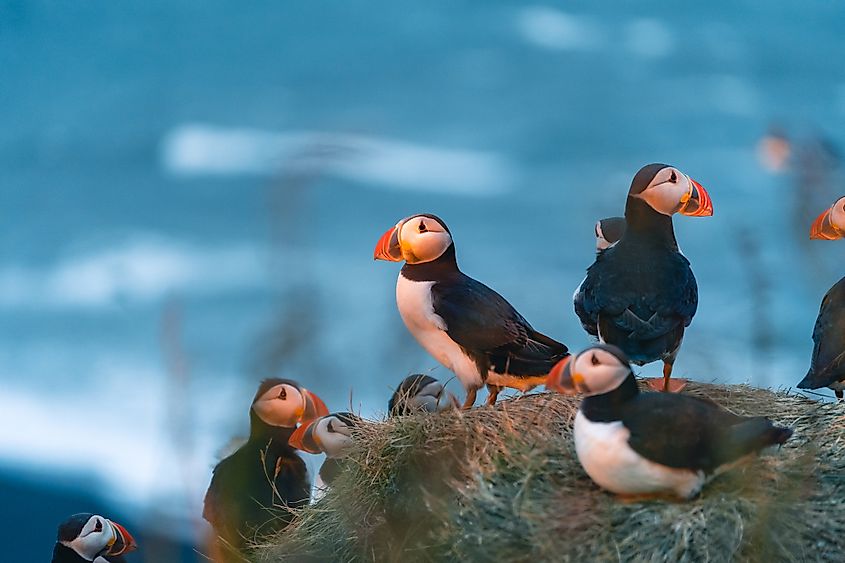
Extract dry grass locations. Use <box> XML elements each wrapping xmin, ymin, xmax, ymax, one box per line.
<box><xmin>253</xmin><ymin>382</ymin><xmax>845</xmax><ymax>562</ymax></box>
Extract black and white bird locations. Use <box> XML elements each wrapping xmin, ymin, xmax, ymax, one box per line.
<box><xmin>594</xmin><ymin>217</ymin><xmax>627</xmax><ymax>253</ymax></box>
<box><xmin>203</xmin><ymin>379</ymin><xmax>328</xmax><ymax>553</ymax></box>
<box><xmin>289</xmin><ymin>411</ymin><xmax>362</xmax><ymax>501</ymax></box>
<box><xmin>52</xmin><ymin>513</ymin><xmax>136</xmax><ymax>563</ymax></box>
<box><xmin>374</xmin><ymin>214</ymin><xmax>570</xmax><ymax>408</ymax></box>
<box><xmin>546</xmin><ymin>344</ymin><xmax>793</xmax><ymax>500</ymax></box>
<box><xmin>388</xmin><ymin>374</ymin><xmax>459</xmax><ymax>416</ymax></box>
<box><xmin>797</xmin><ymin>196</ymin><xmax>845</xmax><ymax>399</ymax></box>
<box><xmin>574</xmin><ymin>164</ymin><xmax>713</xmax><ymax>392</ymax></box>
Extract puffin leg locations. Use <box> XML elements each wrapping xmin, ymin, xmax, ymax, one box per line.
<box><xmin>644</xmin><ymin>362</ymin><xmax>687</xmax><ymax>393</ymax></box>
<box><xmin>461</xmin><ymin>387</ymin><xmax>477</xmax><ymax>410</ymax></box>
<box><xmin>485</xmin><ymin>384</ymin><xmax>502</xmax><ymax>406</ymax></box>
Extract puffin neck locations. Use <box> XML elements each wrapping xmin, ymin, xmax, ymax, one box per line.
<box><xmin>623</xmin><ymin>197</ymin><xmax>679</xmax><ymax>250</ymax></box>
<box><xmin>400</xmin><ymin>243</ymin><xmax>459</xmax><ymax>282</ymax></box>
<box><xmin>580</xmin><ymin>373</ymin><xmax>639</xmax><ymax>423</ymax></box>
<box><xmin>249</xmin><ymin>411</ymin><xmax>296</xmax><ymax>446</ymax></box>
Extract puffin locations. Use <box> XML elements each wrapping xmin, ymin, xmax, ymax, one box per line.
<box><xmin>573</xmin><ymin>164</ymin><xmax>713</xmax><ymax>392</ymax></box>
<box><xmin>797</xmin><ymin>196</ymin><xmax>845</xmax><ymax>399</ymax></box>
<box><xmin>546</xmin><ymin>344</ymin><xmax>793</xmax><ymax>500</ymax></box>
<box><xmin>52</xmin><ymin>513</ymin><xmax>136</xmax><ymax>563</ymax></box>
<box><xmin>289</xmin><ymin>411</ymin><xmax>362</xmax><ymax>501</ymax></box>
<box><xmin>203</xmin><ymin>378</ymin><xmax>329</xmax><ymax>552</ymax></box>
<box><xmin>594</xmin><ymin>217</ymin><xmax>627</xmax><ymax>253</ymax></box>
<box><xmin>374</xmin><ymin>214</ymin><xmax>570</xmax><ymax>408</ymax></box>
<box><xmin>388</xmin><ymin>374</ymin><xmax>459</xmax><ymax>416</ymax></box>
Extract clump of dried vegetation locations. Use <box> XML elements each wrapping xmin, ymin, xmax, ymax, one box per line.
<box><xmin>253</xmin><ymin>382</ymin><xmax>844</xmax><ymax>562</ymax></box>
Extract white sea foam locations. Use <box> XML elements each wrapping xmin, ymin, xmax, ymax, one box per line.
<box><xmin>161</xmin><ymin>124</ymin><xmax>512</xmax><ymax>195</ymax></box>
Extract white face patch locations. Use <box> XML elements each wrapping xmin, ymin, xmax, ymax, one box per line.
<box><xmin>398</xmin><ymin>216</ymin><xmax>453</xmax><ymax>264</ymax></box>
<box><xmin>632</xmin><ymin>166</ymin><xmax>691</xmax><ymax>216</ymax></box>
<box><xmin>830</xmin><ymin>197</ymin><xmax>845</xmax><ymax>231</ymax></box>
<box><xmin>252</xmin><ymin>384</ymin><xmax>305</xmax><ymax>427</ymax></box>
<box><xmin>62</xmin><ymin>515</ymin><xmax>115</xmax><ymax>561</ymax></box>
<box><xmin>571</xmin><ymin>349</ymin><xmax>631</xmax><ymax>396</ymax></box>
<box><xmin>314</xmin><ymin>416</ymin><xmax>355</xmax><ymax>458</ymax></box>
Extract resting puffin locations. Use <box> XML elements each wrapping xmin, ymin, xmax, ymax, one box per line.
<box><xmin>374</xmin><ymin>214</ymin><xmax>570</xmax><ymax>408</ymax></box>
<box><xmin>388</xmin><ymin>374</ymin><xmax>459</xmax><ymax>416</ymax></box>
<box><xmin>546</xmin><ymin>344</ymin><xmax>793</xmax><ymax>499</ymax></box>
<box><xmin>574</xmin><ymin>164</ymin><xmax>713</xmax><ymax>392</ymax></box>
<box><xmin>797</xmin><ymin>196</ymin><xmax>845</xmax><ymax>399</ymax></box>
<box><xmin>203</xmin><ymin>379</ymin><xmax>329</xmax><ymax>552</ymax></box>
<box><xmin>594</xmin><ymin>217</ymin><xmax>627</xmax><ymax>253</ymax></box>
<box><xmin>289</xmin><ymin>411</ymin><xmax>361</xmax><ymax>501</ymax></box>
<box><xmin>52</xmin><ymin>513</ymin><xmax>136</xmax><ymax>563</ymax></box>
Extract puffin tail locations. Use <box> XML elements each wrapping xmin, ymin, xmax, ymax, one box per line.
<box><xmin>722</xmin><ymin>417</ymin><xmax>793</xmax><ymax>461</ymax></box>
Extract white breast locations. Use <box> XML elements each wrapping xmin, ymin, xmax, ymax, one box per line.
<box><xmin>573</xmin><ymin>410</ymin><xmax>704</xmax><ymax>499</ymax></box>
<box><xmin>395</xmin><ymin>274</ymin><xmax>483</xmax><ymax>391</ymax></box>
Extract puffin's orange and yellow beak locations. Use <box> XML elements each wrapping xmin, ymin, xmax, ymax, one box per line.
<box><xmin>374</xmin><ymin>225</ymin><xmax>403</xmax><ymax>261</ymax></box>
<box><xmin>106</xmin><ymin>521</ymin><xmax>137</xmax><ymax>556</ymax></box>
<box><xmin>810</xmin><ymin>207</ymin><xmax>845</xmax><ymax>240</ymax></box>
<box><xmin>546</xmin><ymin>356</ymin><xmax>575</xmax><ymax>394</ymax></box>
<box><xmin>301</xmin><ymin>389</ymin><xmax>330</xmax><ymax>423</ymax></box>
<box><xmin>289</xmin><ymin>419</ymin><xmax>322</xmax><ymax>454</ymax></box>
<box><xmin>679</xmin><ymin>178</ymin><xmax>713</xmax><ymax>217</ymax></box>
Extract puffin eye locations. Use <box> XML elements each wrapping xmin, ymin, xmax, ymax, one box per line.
<box><xmin>669</xmin><ymin>170</ymin><xmax>677</xmax><ymax>183</ymax></box>
<box><xmin>590</xmin><ymin>354</ymin><xmax>600</xmax><ymax>366</ymax></box>
<box><xmin>326</xmin><ymin>421</ymin><xmax>336</xmax><ymax>433</ymax></box>
<box><xmin>94</xmin><ymin>519</ymin><xmax>103</xmax><ymax>533</ymax></box>
<box><xmin>418</xmin><ymin>220</ymin><xmax>427</xmax><ymax>232</ymax></box>
<box><xmin>278</xmin><ymin>387</ymin><xmax>287</xmax><ymax>400</ymax></box>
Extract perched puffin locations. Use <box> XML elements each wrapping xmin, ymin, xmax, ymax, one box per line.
<box><xmin>547</xmin><ymin>344</ymin><xmax>793</xmax><ymax>499</ymax></box>
<box><xmin>374</xmin><ymin>214</ymin><xmax>570</xmax><ymax>408</ymax></box>
<box><xmin>52</xmin><ymin>513</ymin><xmax>136</xmax><ymax>563</ymax></box>
<box><xmin>797</xmin><ymin>196</ymin><xmax>845</xmax><ymax>399</ymax></box>
<box><xmin>289</xmin><ymin>411</ymin><xmax>362</xmax><ymax>500</ymax></box>
<box><xmin>594</xmin><ymin>217</ymin><xmax>627</xmax><ymax>253</ymax></box>
<box><xmin>203</xmin><ymin>379</ymin><xmax>329</xmax><ymax>552</ymax></box>
<box><xmin>388</xmin><ymin>374</ymin><xmax>459</xmax><ymax>416</ymax></box>
<box><xmin>574</xmin><ymin>164</ymin><xmax>713</xmax><ymax>392</ymax></box>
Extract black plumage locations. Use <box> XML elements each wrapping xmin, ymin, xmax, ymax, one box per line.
<box><xmin>798</xmin><ymin>277</ymin><xmax>845</xmax><ymax>398</ymax></box>
<box><xmin>575</xmin><ymin>166</ymin><xmax>698</xmax><ymax>372</ymax></box>
<box><xmin>388</xmin><ymin>374</ymin><xmax>441</xmax><ymax>416</ymax></box>
<box><xmin>596</xmin><ymin>216</ymin><xmax>627</xmax><ymax>250</ymax></box>
<box><xmin>203</xmin><ymin>379</ymin><xmax>311</xmax><ymax>552</ymax></box>
<box><xmin>52</xmin><ymin>514</ymin><xmax>131</xmax><ymax>563</ymax></box>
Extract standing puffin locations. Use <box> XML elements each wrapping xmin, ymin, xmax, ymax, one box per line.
<box><xmin>52</xmin><ymin>513</ymin><xmax>136</xmax><ymax>563</ymax></box>
<box><xmin>289</xmin><ymin>411</ymin><xmax>362</xmax><ymax>500</ymax></box>
<box><xmin>374</xmin><ymin>214</ymin><xmax>570</xmax><ymax>408</ymax></box>
<box><xmin>203</xmin><ymin>379</ymin><xmax>329</xmax><ymax>552</ymax></box>
<box><xmin>546</xmin><ymin>344</ymin><xmax>793</xmax><ymax>499</ymax></box>
<box><xmin>388</xmin><ymin>374</ymin><xmax>459</xmax><ymax>416</ymax></box>
<box><xmin>797</xmin><ymin>196</ymin><xmax>845</xmax><ymax>398</ymax></box>
<box><xmin>594</xmin><ymin>217</ymin><xmax>627</xmax><ymax>253</ymax></box>
<box><xmin>574</xmin><ymin>164</ymin><xmax>713</xmax><ymax>392</ymax></box>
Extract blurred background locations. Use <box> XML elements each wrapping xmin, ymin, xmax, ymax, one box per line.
<box><xmin>2</xmin><ymin>1</ymin><xmax>844</xmax><ymax>560</ymax></box>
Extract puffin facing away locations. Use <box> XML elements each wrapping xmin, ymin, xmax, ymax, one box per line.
<box><xmin>574</xmin><ymin>164</ymin><xmax>713</xmax><ymax>392</ymax></box>
<box><xmin>798</xmin><ymin>196</ymin><xmax>845</xmax><ymax>398</ymax></box>
<box><xmin>595</xmin><ymin>217</ymin><xmax>627</xmax><ymax>253</ymax></box>
<box><xmin>547</xmin><ymin>345</ymin><xmax>792</xmax><ymax>500</ymax></box>
<box><xmin>52</xmin><ymin>513</ymin><xmax>136</xmax><ymax>563</ymax></box>
<box><xmin>374</xmin><ymin>214</ymin><xmax>570</xmax><ymax>408</ymax></box>
<box><xmin>203</xmin><ymin>379</ymin><xmax>328</xmax><ymax>553</ymax></box>
<box><xmin>388</xmin><ymin>374</ymin><xmax>459</xmax><ymax>416</ymax></box>
<box><xmin>289</xmin><ymin>411</ymin><xmax>362</xmax><ymax>500</ymax></box>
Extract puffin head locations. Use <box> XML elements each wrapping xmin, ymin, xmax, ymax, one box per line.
<box><xmin>810</xmin><ymin>196</ymin><xmax>845</xmax><ymax>240</ymax></box>
<box><xmin>627</xmin><ymin>163</ymin><xmax>713</xmax><ymax>218</ymax></box>
<box><xmin>57</xmin><ymin>513</ymin><xmax>137</xmax><ymax>561</ymax></box>
<box><xmin>289</xmin><ymin>412</ymin><xmax>360</xmax><ymax>458</ymax></box>
<box><xmin>388</xmin><ymin>374</ymin><xmax>459</xmax><ymax>416</ymax></box>
<box><xmin>251</xmin><ymin>378</ymin><xmax>329</xmax><ymax>429</ymax></box>
<box><xmin>373</xmin><ymin>214</ymin><xmax>453</xmax><ymax>264</ymax></box>
<box><xmin>546</xmin><ymin>344</ymin><xmax>633</xmax><ymax>396</ymax></box>
<box><xmin>595</xmin><ymin>217</ymin><xmax>627</xmax><ymax>252</ymax></box>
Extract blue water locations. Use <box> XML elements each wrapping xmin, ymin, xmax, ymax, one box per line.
<box><xmin>2</xmin><ymin>2</ymin><xmax>844</xmax><ymax>560</ymax></box>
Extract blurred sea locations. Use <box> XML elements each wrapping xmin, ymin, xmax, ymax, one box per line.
<box><xmin>2</xmin><ymin>2</ymin><xmax>844</xmax><ymax>560</ymax></box>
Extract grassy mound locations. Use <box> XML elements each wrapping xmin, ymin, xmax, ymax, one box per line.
<box><xmin>254</xmin><ymin>382</ymin><xmax>844</xmax><ymax>562</ymax></box>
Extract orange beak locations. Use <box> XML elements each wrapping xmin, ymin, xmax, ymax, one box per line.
<box><xmin>373</xmin><ymin>225</ymin><xmax>403</xmax><ymax>262</ymax></box>
<box><xmin>106</xmin><ymin>521</ymin><xmax>137</xmax><ymax>556</ymax></box>
<box><xmin>288</xmin><ymin>418</ymin><xmax>322</xmax><ymax>453</ymax></box>
<box><xmin>810</xmin><ymin>207</ymin><xmax>845</xmax><ymax>240</ymax></box>
<box><xmin>679</xmin><ymin>178</ymin><xmax>714</xmax><ymax>217</ymax></box>
<box><xmin>546</xmin><ymin>356</ymin><xmax>574</xmax><ymax>394</ymax></box>
<box><xmin>301</xmin><ymin>388</ymin><xmax>329</xmax><ymax>423</ymax></box>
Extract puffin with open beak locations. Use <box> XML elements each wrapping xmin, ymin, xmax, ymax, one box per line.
<box><xmin>52</xmin><ymin>513</ymin><xmax>136</xmax><ymax>563</ymax></box>
<box><xmin>547</xmin><ymin>345</ymin><xmax>793</xmax><ymax>500</ymax></box>
<box><xmin>798</xmin><ymin>196</ymin><xmax>845</xmax><ymax>399</ymax></box>
<box><xmin>203</xmin><ymin>378</ymin><xmax>329</xmax><ymax>554</ymax></box>
<box><xmin>388</xmin><ymin>374</ymin><xmax>459</xmax><ymax>416</ymax></box>
<box><xmin>289</xmin><ymin>411</ymin><xmax>362</xmax><ymax>501</ymax></box>
<box><xmin>573</xmin><ymin>164</ymin><xmax>713</xmax><ymax>392</ymax></box>
<box><xmin>374</xmin><ymin>214</ymin><xmax>570</xmax><ymax>409</ymax></box>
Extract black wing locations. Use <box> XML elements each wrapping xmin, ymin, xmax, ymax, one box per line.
<box><xmin>622</xmin><ymin>393</ymin><xmax>791</xmax><ymax>473</ymax></box>
<box><xmin>799</xmin><ymin>277</ymin><xmax>845</xmax><ymax>389</ymax></box>
<box><xmin>431</xmin><ymin>274</ymin><xmax>568</xmax><ymax>377</ymax></box>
